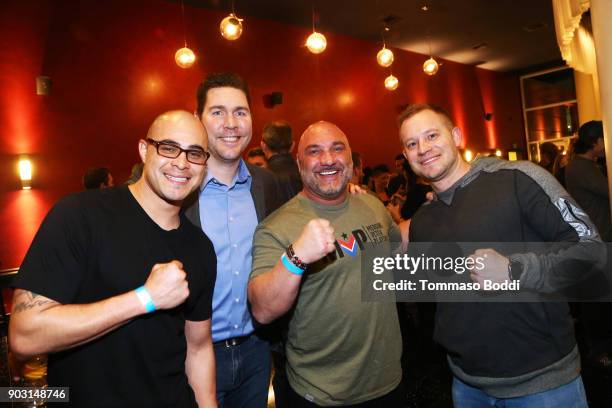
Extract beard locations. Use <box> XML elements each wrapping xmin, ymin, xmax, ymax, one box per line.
<box><xmin>300</xmin><ymin>164</ymin><xmax>353</xmax><ymax>200</ymax></box>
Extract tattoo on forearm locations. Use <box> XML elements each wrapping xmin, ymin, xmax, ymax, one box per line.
<box><xmin>12</xmin><ymin>291</ymin><xmax>55</xmax><ymax>314</ymax></box>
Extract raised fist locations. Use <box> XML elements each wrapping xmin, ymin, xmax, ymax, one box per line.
<box><xmin>292</xmin><ymin>219</ymin><xmax>336</xmax><ymax>264</ymax></box>
<box><xmin>144</xmin><ymin>260</ymin><xmax>190</xmax><ymax>310</ymax></box>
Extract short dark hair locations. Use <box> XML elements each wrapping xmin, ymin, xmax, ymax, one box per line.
<box><xmin>397</xmin><ymin>103</ymin><xmax>455</xmax><ymax>129</ymax></box>
<box><xmin>351</xmin><ymin>152</ymin><xmax>362</xmax><ymax>168</ymax></box>
<box><xmin>539</xmin><ymin>142</ymin><xmax>559</xmax><ymax>161</ymax></box>
<box><xmin>83</xmin><ymin>167</ymin><xmax>111</xmax><ymax>189</ymax></box>
<box><xmin>247</xmin><ymin>147</ymin><xmax>265</xmax><ymax>158</ymax></box>
<box><xmin>574</xmin><ymin>120</ymin><xmax>603</xmax><ymax>154</ymax></box>
<box><xmin>262</xmin><ymin>121</ymin><xmax>292</xmax><ymax>153</ymax></box>
<box><xmin>196</xmin><ymin>72</ymin><xmax>251</xmax><ymax>116</ymax></box>
<box><xmin>372</xmin><ymin>164</ymin><xmax>390</xmax><ymax>177</ymax></box>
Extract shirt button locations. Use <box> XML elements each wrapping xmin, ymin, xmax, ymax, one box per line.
<box><xmin>233</xmin><ymin>324</ymin><xmax>239</xmax><ymax>329</ymax></box>
<box><xmin>234</xmin><ymin>270</ymin><xmax>239</xmax><ymax>275</ymax></box>
<box><xmin>229</xmin><ymin>216</ymin><xmax>234</xmax><ymax>222</ymax></box>
<box><xmin>232</xmin><ymin>244</ymin><xmax>238</xmax><ymax>248</ymax></box>
<box><xmin>235</xmin><ymin>298</ymin><xmax>240</xmax><ymax>303</ymax></box>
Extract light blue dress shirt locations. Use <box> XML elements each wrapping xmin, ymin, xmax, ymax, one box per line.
<box><xmin>199</xmin><ymin>160</ymin><xmax>258</xmax><ymax>342</ymax></box>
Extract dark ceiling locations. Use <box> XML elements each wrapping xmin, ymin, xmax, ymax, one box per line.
<box><xmin>182</xmin><ymin>0</ymin><xmax>563</xmax><ymax>72</ymax></box>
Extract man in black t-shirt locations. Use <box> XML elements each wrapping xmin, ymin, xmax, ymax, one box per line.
<box><xmin>10</xmin><ymin>110</ymin><xmax>217</xmax><ymax>407</ymax></box>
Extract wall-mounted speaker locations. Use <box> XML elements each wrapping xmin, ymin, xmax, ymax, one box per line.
<box><xmin>36</xmin><ymin>76</ymin><xmax>52</xmax><ymax>96</ymax></box>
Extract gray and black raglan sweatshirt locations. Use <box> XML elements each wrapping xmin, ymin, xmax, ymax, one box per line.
<box><xmin>409</xmin><ymin>157</ymin><xmax>606</xmax><ymax>398</ymax></box>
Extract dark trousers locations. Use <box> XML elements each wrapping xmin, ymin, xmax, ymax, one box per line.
<box><xmin>271</xmin><ymin>349</ymin><xmax>290</xmax><ymax>408</ymax></box>
<box><xmin>215</xmin><ymin>335</ymin><xmax>271</xmax><ymax>408</ymax></box>
<box><xmin>287</xmin><ymin>383</ymin><xmax>405</xmax><ymax>408</ymax></box>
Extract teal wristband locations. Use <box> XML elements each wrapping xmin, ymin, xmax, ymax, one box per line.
<box><xmin>281</xmin><ymin>253</ymin><xmax>305</xmax><ymax>275</ymax></box>
<box><xmin>135</xmin><ymin>286</ymin><xmax>156</xmax><ymax>313</ymax></box>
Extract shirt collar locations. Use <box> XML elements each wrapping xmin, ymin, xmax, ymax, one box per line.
<box><xmin>202</xmin><ymin>159</ymin><xmax>252</xmax><ymax>188</ymax></box>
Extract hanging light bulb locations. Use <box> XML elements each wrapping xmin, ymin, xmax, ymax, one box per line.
<box><xmin>220</xmin><ymin>13</ymin><xmax>243</xmax><ymax>40</ymax></box>
<box><xmin>306</xmin><ymin>31</ymin><xmax>327</xmax><ymax>54</ymax></box>
<box><xmin>175</xmin><ymin>47</ymin><xmax>196</xmax><ymax>68</ymax></box>
<box><xmin>384</xmin><ymin>74</ymin><xmax>398</xmax><ymax>90</ymax></box>
<box><xmin>377</xmin><ymin>46</ymin><xmax>394</xmax><ymax>67</ymax></box>
<box><xmin>423</xmin><ymin>57</ymin><xmax>439</xmax><ymax>75</ymax></box>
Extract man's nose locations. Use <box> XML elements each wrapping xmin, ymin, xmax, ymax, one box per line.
<box><xmin>172</xmin><ymin>151</ymin><xmax>190</xmax><ymax>169</ymax></box>
<box><xmin>417</xmin><ymin>138</ymin><xmax>431</xmax><ymax>155</ymax></box>
<box><xmin>225</xmin><ymin>114</ymin><xmax>237</xmax><ymax>128</ymax></box>
<box><xmin>320</xmin><ymin>149</ymin><xmax>335</xmax><ymax>165</ymax></box>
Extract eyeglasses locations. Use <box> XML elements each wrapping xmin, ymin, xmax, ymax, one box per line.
<box><xmin>146</xmin><ymin>138</ymin><xmax>210</xmax><ymax>165</ymax></box>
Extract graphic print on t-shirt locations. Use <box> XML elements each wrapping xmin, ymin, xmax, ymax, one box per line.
<box><xmin>332</xmin><ymin>222</ymin><xmax>388</xmax><ymax>259</ymax></box>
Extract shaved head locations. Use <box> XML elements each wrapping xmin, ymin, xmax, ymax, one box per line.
<box><xmin>135</xmin><ymin>110</ymin><xmax>209</xmax><ymax>207</ymax></box>
<box><xmin>298</xmin><ymin>121</ymin><xmax>350</xmax><ymax>157</ymax></box>
<box><xmin>147</xmin><ymin>110</ymin><xmax>207</xmax><ymax>147</ymax></box>
<box><xmin>297</xmin><ymin>121</ymin><xmax>353</xmax><ymax>205</ymax></box>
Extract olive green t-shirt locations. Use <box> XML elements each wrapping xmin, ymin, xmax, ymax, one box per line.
<box><xmin>251</xmin><ymin>193</ymin><xmax>403</xmax><ymax>406</ymax></box>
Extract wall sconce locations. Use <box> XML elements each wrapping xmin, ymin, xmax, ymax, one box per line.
<box><xmin>463</xmin><ymin>149</ymin><xmax>474</xmax><ymax>162</ymax></box>
<box><xmin>18</xmin><ymin>156</ymin><xmax>33</xmax><ymax>190</ymax></box>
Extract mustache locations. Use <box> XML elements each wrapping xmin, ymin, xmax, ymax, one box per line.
<box><xmin>314</xmin><ymin>165</ymin><xmax>344</xmax><ymax>172</ymax></box>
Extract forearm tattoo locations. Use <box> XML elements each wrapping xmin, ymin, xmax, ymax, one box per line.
<box><xmin>12</xmin><ymin>291</ymin><xmax>55</xmax><ymax>314</ymax></box>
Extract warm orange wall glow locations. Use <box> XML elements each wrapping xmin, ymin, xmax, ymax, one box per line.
<box><xmin>476</xmin><ymin>69</ymin><xmax>498</xmax><ymax>149</ymax></box>
<box><xmin>0</xmin><ymin>0</ymin><xmax>525</xmax><ymax>268</ymax></box>
<box><xmin>0</xmin><ymin>190</ymin><xmax>52</xmax><ymax>269</ymax></box>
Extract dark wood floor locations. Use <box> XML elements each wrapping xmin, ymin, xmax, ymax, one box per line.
<box><xmin>399</xmin><ymin>303</ymin><xmax>612</xmax><ymax>408</ymax></box>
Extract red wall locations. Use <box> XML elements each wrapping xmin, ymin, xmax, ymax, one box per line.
<box><xmin>0</xmin><ymin>0</ymin><xmax>524</xmax><ymax>269</ymax></box>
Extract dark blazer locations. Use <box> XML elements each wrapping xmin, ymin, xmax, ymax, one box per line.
<box><xmin>183</xmin><ymin>162</ymin><xmax>284</xmax><ymax>227</ymax></box>
<box><xmin>267</xmin><ymin>153</ymin><xmax>303</xmax><ymax>201</ymax></box>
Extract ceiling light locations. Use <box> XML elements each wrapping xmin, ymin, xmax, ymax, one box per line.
<box><xmin>384</xmin><ymin>74</ymin><xmax>398</xmax><ymax>90</ymax></box>
<box><xmin>423</xmin><ymin>57</ymin><xmax>439</xmax><ymax>75</ymax></box>
<box><xmin>377</xmin><ymin>46</ymin><xmax>394</xmax><ymax>67</ymax></box>
<box><xmin>306</xmin><ymin>32</ymin><xmax>327</xmax><ymax>54</ymax></box>
<box><xmin>175</xmin><ymin>47</ymin><xmax>196</xmax><ymax>68</ymax></box>
<box><xmin>175</xmin><ymin>0</ymin><xmax>196</xmax><ymax>68</ymax></box>
<box><xmin>220</xmin><ymin>13</ymin><xmax>243</xmax><ymax>40</ymax></box>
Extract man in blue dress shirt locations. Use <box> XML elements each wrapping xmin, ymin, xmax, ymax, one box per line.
<box><xmin>184</xmin><ymin>72</ymin><xmax>283</xmax><ymax>407</ymax></box>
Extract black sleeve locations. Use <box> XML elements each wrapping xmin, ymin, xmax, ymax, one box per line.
<box><xmin>13</xmin><ymin>195</ymin><xmax>90</xmax><ymax>304</ymax></box>
<box><xmin>512</xmin><ymin>170</ymin><xmax>606</xmax><ymax>293</ymax></box>
<box><xmin>184</xmin><ymin>233</ymin><xmax>217</xmax><ymax>322</ymax></box>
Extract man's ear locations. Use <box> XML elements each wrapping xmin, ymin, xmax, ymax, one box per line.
<box><xmin>260</xmin><ymin>141</ymin><xmax>272</xmax><ymax>159</ymax></box>
<box><xmin>452</xmin><ymin>127</ymin><xmax>463</xmax><ymax>147</ymax></box>
<box><xmin>289</xmin><ymin>141</ymin><xmax>295</xmax><ymax>153</ymax></box>
<box><xmin>138</xmin><ymin>139</ymin><xmax>148</xmax><ymax>163</ymax></box>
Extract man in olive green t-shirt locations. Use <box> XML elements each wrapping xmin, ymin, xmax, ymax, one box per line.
<box><xmin>248</xmin><ymin>121</ymin><xmax>405</xmax><ymax>407</ymax></box>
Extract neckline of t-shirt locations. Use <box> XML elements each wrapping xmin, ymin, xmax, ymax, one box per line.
<box><xmin>122</xmin><ymin>185</ymin><xmax>183</xmax><ymax>234</ymax></box>
<box><xmin>297</xmin><ymin>192</ymin><xmax>351</xmax><ymax>212</ymax></box>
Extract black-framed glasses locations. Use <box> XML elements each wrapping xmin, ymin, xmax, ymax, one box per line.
<box><xmin>146</xmin><ymin>138</ymin><xmax>210</xmax><ymax>165</ymax></box>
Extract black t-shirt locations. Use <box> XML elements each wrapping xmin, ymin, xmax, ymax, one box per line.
<box><xmin>14</xmin><ymin>186</ymin><xmax>216</xmax><ymax>408</ymax></box>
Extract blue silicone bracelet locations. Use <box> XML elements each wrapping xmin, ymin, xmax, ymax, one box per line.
<box><xmin>281</xmin><ymin>253</ymin><xmax>305</xmax><ymax>276</ymax></box>
<box><xmin>135</xmin><ymin>286</ymin><xmax>156</xmax><ymax>313</ymax></box>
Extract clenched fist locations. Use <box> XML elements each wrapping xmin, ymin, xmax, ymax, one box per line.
<box><xmin>144</xmin><ymin>260</ymin><xmax>190</xmax><ymax>310</ymax></box>
<box><xmin>292</xmin><ymin>219</ymin><xmax>336</xmax><ymax>264</ymax></box>
<box><xmin>467</xmin><ymin>248</ymin><xmax>510</xmax><ymax>287</ymax></box>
